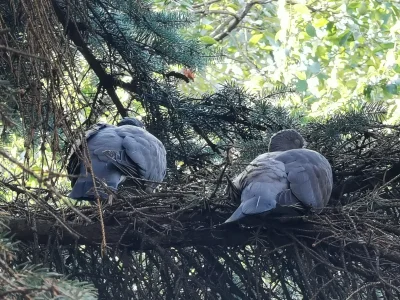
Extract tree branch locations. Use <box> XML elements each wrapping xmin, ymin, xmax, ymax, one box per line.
<box><xmin>195</xmin><ymin>10</ymin><xmax>240</xmax><ymax>21</ymax></box>
<box><xmin>332</xmin><ymin>162</ymin><xmax>400</xmax><ymax>201</ymax></box>
<box><xmin>51</xmin><ymin>0</ymin><xmax>127</xmax><ymax>118</ymax></box>
<box><xmin>212</xmin><ymin>1</ymin><xmax>275</xmax><ymax>42</ymax></box>
<box><xmin>192</xmin><ymin>0</ymin><xmax>221</xmax><ymax>9</ymax></box>
<box><xmin>0</xmin><ymin>45</ymin><xmax>49</xmax><ymax>61</ymax></box>
<box><xmin>6</xmin><ymin>217</ymin><xmax>257</xmax><ymax>250</ymax></box>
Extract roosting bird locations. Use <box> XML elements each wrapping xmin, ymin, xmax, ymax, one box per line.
<box><xmin>225</xmin><ymin>129</ymin><xmax>333</xmax><ymax>223</ymax></box>
<box><xmin>67</xmin><ymin>117</ymin><xmax>167</xmax><ymax>201</ymax></box>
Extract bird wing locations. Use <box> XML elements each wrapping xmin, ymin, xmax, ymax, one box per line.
<box><xmin>275</xmin><ymin>149</ymin><xmax>333</xmax><ymax>210</ymax></box>
<box><xmin>229</xmin><ymin>153</ymin><xmax>279</xmax><ymax>198</ymax></box>
<box><xmin>225</xmin><ymin>149</ymin><xmax>333</xmax><ymax>223</ymax></box>
<box><xmin>109</xmin><ymin>125</ymin><xmax>167</xmax><ymax>190</ymax></box>
<box><xmin>67</xmin><ymin>122</ymin><xmax>114</xmax><ymax>186</ymax></box>
<box><xmin>68</xmin><ymin>127</ymin><xmax>127</xmax><ymax>200</ymax></box>
<box><xmin>225</xmin><ymin>153</ymin><xmax>289</xmax><ymax>223</ymax></box>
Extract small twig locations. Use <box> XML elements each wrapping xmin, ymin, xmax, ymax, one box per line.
<box><xmin>0</xmin><ymin>45</ymin><xmax>49</xmax><ymax>61</ymax></box>
<box><xmin>212</xmin><ymin>1</ymin><xmax>275</xmax><ymax>42</ymax></box>
<box><xmin>345</xmin><ymin>282</ymin><xmax>382</xmax><ymax>300</ymax></box>
<box><xmin>208</xmin><ymin>157</ymin><xmax>229</xmax><ymax>200</ymax></box>
<box><xmin>0</xmin><ymin>28</ymin><xmax>10</xmax><ymax>34</ymax></box>
<box><xmin>192</xmin><ymin>0</ymin><xmax>221</xmax><ymax>9</ymax></box>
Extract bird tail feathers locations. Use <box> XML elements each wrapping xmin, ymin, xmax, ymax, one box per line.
<box><xmin>224</xmin><ymin>196</ymin><xmax>276</xmax><ymax>223</ymax></box>
<box><xmin>69</xmin><ymin>177</ymin><xmax>118</xmax><ymax>201</ymax></box>
<box><xmin>224</xmin><ymin>206</ymin><xmax>246</xmax><ymax>223</ymax></box>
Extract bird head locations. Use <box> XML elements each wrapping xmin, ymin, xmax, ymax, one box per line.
<box><xmin>117</xmin><ymin>117</ymin><xmax>145</xmax><ymax>128</ymax></box>
<box><xmin>268</xmin><ymin>129</ymin><xmax>305</xmax><ymax>152</ymax></box>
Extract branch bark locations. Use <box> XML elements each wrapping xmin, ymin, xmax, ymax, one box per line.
<box><xmin>0</xmin><ymin>45</ymin><xmax>49</xmax><ymax>61</ymax></box>
<box><xmin>51</xmin><ymin>0</ymin><xmax>127</xmax><ymax>118</ymax></box>
<box><xmin>6</xmin><ymin>217</ymin><xmax>257</xmax><ymax>250</ymax></box>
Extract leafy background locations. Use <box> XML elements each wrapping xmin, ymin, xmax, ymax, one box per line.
<box><xmin>160</xmin><ymin>0</ymin><xmax>400</xmax><ymax>121</ymax></box>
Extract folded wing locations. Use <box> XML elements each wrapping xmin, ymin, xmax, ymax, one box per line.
<box><xmin>225</xmin><ymin>149</ymin><xmax>333</xmax><ymax>223</ymax></box>
<box><xmin>68</xmin><ymin>124</ymin><xmax>167</xmax><ymax>200</ymax></box>
<box><xmin>110</xmin><ymin>125</ymin><xmax>167</xmax><ymax>192</ymax></box>
<box><xmin>275</xmin><ymin>149</ymin><xmax>333</xmax><ymax>210</ymax></box>
<box><xmin>67</xmin><ymin>123</ymin><xmax>114</xmax><ymax>187</ymax></box>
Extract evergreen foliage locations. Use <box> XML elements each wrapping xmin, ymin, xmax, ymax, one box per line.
<box><xmin>0</xmin><ymin>0</ymin><xmax>400</xmax><ymax>299</ymax></box>
<box><xmin>0</xmin><ymin>225</ymin><xmax>98</xmax><ymax>299</ymax></box>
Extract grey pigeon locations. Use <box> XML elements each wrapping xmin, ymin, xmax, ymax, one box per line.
<box><xmin>68</xmin><ymin>117</ymin><xmax>167</xmax><ymax>201</ymax></box>
<box><xmin>225</xmin><ymin>129</ymin><xmax>333</xmax><ymax>223</ymax></box>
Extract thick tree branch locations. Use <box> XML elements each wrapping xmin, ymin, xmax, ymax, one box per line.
<box><xmin>7</xmin><ymin>212</ymin><xmax>400</xmax><ymax>270</ymax></box>
<box><xmin>51</xmin><ymin>0</ymin><xmax>127</xmax><ymax>118</ymax></box>
<box><xmin>6</xmin><ymin>217</ymin><xmax>257</xmax><ymax>250</ymax></box>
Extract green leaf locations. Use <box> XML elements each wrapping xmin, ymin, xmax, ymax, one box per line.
<box><xmin>202</xmin><ymin>24</ymin><xmax>214</xmax><ymax>31</ymax></box>
<box><xmin>296</xmin><ymin>71</ymin><xmax>307</xmax><ymax>80</ymax></box>
<box><xmin>392</xmin><ymin>5</ymin><xmax>400</xmax><ymax>18</ymax></box>
<box><xmin>385</xmin><ymin>84</ymin><xmax>398</xmax><ymax>95</ymax></box>
<box><xmin>308</xmin><ymin>61</ymin><xmax>321</xmax><ymax>74</ymax></box>
<box><xmin>338</xmin><ymin>30</ymin><xmax>352</xmax><ymax>46</ymax></box>
<box><xmin>296</xmin><ymin>80</ymin><xmax>308</xmax><ymax>92</ymax></box>
<box><xmin>357</xmin><ymin>36</ymin><xmax>366</xmax><ymax>44</ymax></box>
<box><xmin>293</xmin><ymin>4</ymin><xmax>310</xmax><ymax>14</ymax></box>
<box><xmin>347</xmin><ymin>79</ymin><xmax>358</xmax><ymax>89</ymax></box>
<box><xmin>314</xmin><ymin>18</ymin><xmax>329</xmax><ymax>28</ymax></box>
<box><xmin>306</xmin><ymin>23</ymin><xmax>316</xmax><ymax>37</ymax></box>
<box><xmin>326</xmin><ymin>22</ymin><xmax>337</xmax><ymax>36</ymax></box>
<box><xmin>228</xmin><ymin>3</ymin><xmax>239</xmax><ymax>10</ymax></box>
<box><xmin>381</xmin><ymin>13</ymin><xmax>391</xmax><ymax>25</ymax></box>
<box><xmin>316</xmin><ymin>46</ymin><xmax>328</xmax><ymax>60</ymax></box>
<box><xmin>249</xmin><ymin>33</ymin><xmax>263</xmax><ymax>45</ymax></box>
<box><xmin>358</xmin><ymin>3</ymin><xmax>368</xmax><ymax>15</ymax></box>
<box><xmin>199</xmin><ymin>36</ymin><xmax>218</xmax><ymax>45</ymax></box>
<box><xmin>209</xmin><ymin>3</ymin><xmax>220</xmax><ymax>10</ymax></box>
<box><xmin>347</xmin><ymin>2</ymin><xmax>361</xmax><ymax>9</ymax></box>
<box><xmin>317</xmin><ymin>73</ymin><xmax>329</xmax><ymax>80</ymax></box>
<box><xmin>31</xmin><ymin>166</ymin><xmax>42</xmax><ymax>172</ymax></box>
<box><xmin>373</xmin><ymin>43</ymin><xmax>395</xmax><ymax>52</ymax></box>
<box><xmin>393</xmin><ymin>64</ymin><xmax>400</xmax><ymax>73</ymax></box>
<box><xmin>363</xmin><ymin>85</ymin><xmax>373</xmax><ymax>99</ymax></box>
<box><xmin>227</xmin><ymin>46</ymin><xmax>237</xmax><ymax>53</ymax></box>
